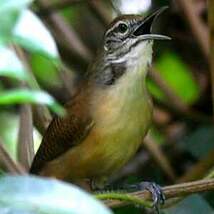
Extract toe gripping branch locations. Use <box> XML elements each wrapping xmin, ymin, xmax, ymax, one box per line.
<box><xmin>127</xmin><ymin>181</ymin><xmax>165</xmax><ymax>213</ymax></box>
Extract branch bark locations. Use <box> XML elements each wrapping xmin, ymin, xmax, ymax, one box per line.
<box><xmin>104</xmin><ymin>178</ymin><xmax>214</xmax><ymax>208</ymax></box>
<box><xmin>17</xmin><ymin>104</ymin><xmax>34</xmax><ymax>170</ymax></box>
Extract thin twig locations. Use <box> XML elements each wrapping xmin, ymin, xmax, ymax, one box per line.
<box><xmin>144</xmin><ymin>134</ymin><xmax>176</xmax><ymax>181</ymax></box>
<box><xmin>17</xmin><ymin>104</ymin><xmax>34</xmax><ymax>170</ymax></box>
<box><xmin>38</xmin><ymin>0</ymin><xmax>93</xmax><ymax>62</ymax></box>
<box><xmin>176</xmin><ymin>0</ymin><xmax>209</xmax><ymax>60</ymax></box>
<box><xmin>104</xmin><ymin>178</ymin><xmax>214</xmax><ymax>208</ymax></box>
<box><xmin>177</xmin><ymin>149</ymin><xmax>214</xmax><ymax>183</ymax></box>
<box><xmin>0</xmin><ymin>138</ymin><xmax>26</xmax><ymax>175</ymax></box>
<box><xmin>154</xmin><ymin>98</ymin><xmax>212</xmax><ymax>124</ymax></box>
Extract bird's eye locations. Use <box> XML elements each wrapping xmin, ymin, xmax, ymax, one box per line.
<box><xmin>118</xmin><ymin>23</ymin><xmax>128</xmax><ymax>34</ymax></box>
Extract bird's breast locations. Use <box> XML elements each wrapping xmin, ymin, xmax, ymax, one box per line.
<box><xmin>85</xmin><ymin>68</ymin><xmax>153</xmax><ymax>175</ymax></box>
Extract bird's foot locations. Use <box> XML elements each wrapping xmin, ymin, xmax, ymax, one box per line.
<box><xmin>91</xmin><ymin>178</ymin><xmax>165</xmax><ymax>213</ymax></box>
<box><xmin>126</xmin><ymin>181</ymin><xmax>165</xmax><ymax>213</ymax></box>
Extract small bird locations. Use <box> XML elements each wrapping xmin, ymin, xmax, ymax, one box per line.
<box><xmin>30</xmin><ymin>7</ymin><xmax>170</xmax><ymax>205</ymax></box>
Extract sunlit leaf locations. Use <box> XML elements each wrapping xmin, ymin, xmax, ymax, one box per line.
<box><xmin>0</xmin><ymin>176</ymin><xmax>112</xmax><ymax>214</ymax></box>
<box><xmin>0</xmin><ymin>89</ymin><xmax>65</xmax><ymax>116</ymax></box>
<box><xmin>0</xmin><ymin>0</ymin><xmax>33</xmax><ymax>42</ymax></box>
<box><xmin>148</xmin><ymin>52</ymin><xmax>200</xmax><ymax>104</ymax></box>
<box><xmin>13</xmin><ymin>10</ymin><xmax>59</xmax><ymax>59</ymax></box>
<box><xmin>0</xmin><ymin>45</ymin><xmax>29</xmax><ymax>81</ymax></box>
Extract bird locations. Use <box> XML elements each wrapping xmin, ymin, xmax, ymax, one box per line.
<box><xmin>30</xmin><ymin>6</ymin><xmax>170</xmax><ymax>205</ymax></box>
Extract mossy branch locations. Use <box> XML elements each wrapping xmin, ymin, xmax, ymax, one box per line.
<box><xmin>95</xmin><ymin>178</ymin><xmax>214</xmax><ymax>209</ymax></box>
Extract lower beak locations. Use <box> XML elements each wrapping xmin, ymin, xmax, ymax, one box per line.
<box><xmin>133</xmin><ymin>6</ymin><xmax>171</xmax><ymax>41</ymax></box>
<box><xmin>141</xmin><ymin>34</ymin><xmax>171</xmax><ymax>40</ymax></box>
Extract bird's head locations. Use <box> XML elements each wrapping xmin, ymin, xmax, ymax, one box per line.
<box><xmin>103</xmin><ymin>7</ymin><xmax>170</xmax><ymax>64</ymax></box>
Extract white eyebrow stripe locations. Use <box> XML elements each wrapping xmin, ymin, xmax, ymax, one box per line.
<box><xmin>105</xmin><ymin>21</ymin><xmax>128</xmax><ymax>36</ymax></box>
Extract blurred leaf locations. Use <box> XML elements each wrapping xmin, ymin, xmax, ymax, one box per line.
<box><xmin>147</xmin><ymin>78</ymin><xmax>165</xmax><ymax>101</ymax></box>
<box><xmin>0</xmin><ymin>44</ymin><xmax>30</xmax><ymax>81</ymax></box>
<box><xmin>180</xmin><ymin>126</ymin><xmax>214</xmax><ymax>159</ymax></box>
<box><xmin>164</xmin><ymin>195</ymin><xmax>214</xmax><ymax>214</ymax></box>
<box><xmin>149</xmin><ymin>52</ymin><xmax>200</xmax><ymax>104</ymax></box>
<box><xmin>13</xmin><ymin>10</ymin><xmax>59</xmax><ymax>59</ymax></box>
<box><xmin>112</xmin><ymin>0</ymin><xmax>151</xmax><ymax>14</ymax></box>
<box><xmin>0</xmin><ymin>0</ymin><xmax>33</xmax><ymax>42</ymax></box>
<box><xmin>0</xmin><ymin>89</ymin><xmax>65</xmax><ymax>116</ymax></box>
<box><xmin>0</xmin><ymin>169</ymin><xmax>4</xmax><ymax>176</ymax></box>
<box><xmin>149</xmin><ymin>126</ymin><xmax>166</xmax><ymax>145</ymax></box>
<box><xmin>31</xmin><ymin>54</ymin><xmax>60</xmax><ymax>87</ymax></box>
<box><xmin>0</xmin><ymin>112</ymin><xmax>18</xmax><ymax>159</ymax></box>
<box><xmin>0</xmin><ymin>175</ymin><xmax>112</xmax><ymax>214</ymax></box>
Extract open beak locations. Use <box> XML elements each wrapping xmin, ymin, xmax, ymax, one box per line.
<box><xmin>133</xmin><ymin>6</ymin><xmax>171</xmax><ymax>41</ymax></box>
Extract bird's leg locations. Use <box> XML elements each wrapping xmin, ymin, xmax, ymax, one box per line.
<box><xmin>91</xmin><ymin>177</ymin><xmax>165</xmax><ymax>213</ymax></box>
<box><xmin>123</xmin><ymin>181</ymin><xmax>165</xmax><ymax>213</ymax></box>
<box><xmin>90</xmin><ymin>177</ymin><xmax>109</xmax><ymax>191</ymax></box>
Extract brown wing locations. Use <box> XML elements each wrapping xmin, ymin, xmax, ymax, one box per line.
<box><xmin>30</xmin><ymin>89</ymin><xmax>94</xmax><ymax>174</ymax></box>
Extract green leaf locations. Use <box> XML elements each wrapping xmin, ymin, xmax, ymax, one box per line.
<box><xmin>0</xmin><ymin>45</ymin><xmax>29</xmax><ymax>81</ymax></box>
<box><xmin>0</xmin><ymin>89</ymin><xmax>65</xmax><ymax>116</ymax></box>
<box><xmin>31</xmin><ymin>54</ymin><xmax>60</xmax><ymax>87</ymax></box>
<box><xmin>0</xmin><ymin>0</ymin><xmax>33</xmax><ymax>42</ymax></box>
<box><xmin>0</xmin><ymin>175</ymin><xmax>112</xmax><ymax>214</ymax></box>
<box><xmin>0</xmin><ymin>112</ymin><xmax>19</xmax><ymax>159</ymax></box>
<box><xmin>13</xmin><ymin>10</ymin><xmax>59</xmax><ymax>59</ymax></box>
<box><xmin>149</xmin><ymin>52</ymin><xmax>200</xmax><ymax>104</ymax></box>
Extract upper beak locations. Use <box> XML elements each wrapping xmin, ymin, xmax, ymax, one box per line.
<box><xmin>133</xmin><ymin>6</ymin><xmax>171</xmax><ymax>41</ymax></box>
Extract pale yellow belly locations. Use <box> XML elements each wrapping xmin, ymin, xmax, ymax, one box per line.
<box><xmin>40</xmin><ymin>103</ymin><xmax>152</xmax><ymax>182</ymax></box>
<box><xmin>40</xmin><ymin>108</ymin><xmax>152</xmax><ymax>182</ymax></box>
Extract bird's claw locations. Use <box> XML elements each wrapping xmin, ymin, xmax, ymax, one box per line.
<box><xmin>128</xmin><ymin>182</ymin><xmax>165</xmax><ymax>213</ymax></box>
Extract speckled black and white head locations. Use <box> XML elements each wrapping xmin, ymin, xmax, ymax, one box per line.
<box><xmin>103</xmin><ymin>7</ymin><xmax>170</xmax><ymax>64</ymax></box>
<box><xmin>90</xmin><ymin>7</ymin><xmax>170</xmax><ymax>86</ymax></box>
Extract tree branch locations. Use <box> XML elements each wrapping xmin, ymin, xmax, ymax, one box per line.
<box><xmin>144</xmin><ymin>134</ymin><xmax>176</xmax><ymax>181</ymax></box>
<box><xmin>177</xmin><ymin>149</ymin><xmax>214</xmax><ymax>183</ymax></box>
<box><xmin>102</xmin><ymin>178</ymin><xmax>214</xmax><ymax>208</ymax></box>
<box><xmin>176</xmin><ymin>0</ymin><xmax>209</xmax><ymax>60</ymax></box>
<box><xmin>17</xmin><ymin>104</ymin><xmax>34</xmax><ymax>170</ymax></box>
<box><xmin>0</xmin><ymin>138</ymin><xmax>26</xmax><ymax>175</ymax></box>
